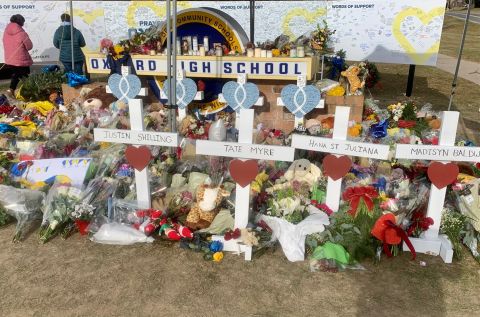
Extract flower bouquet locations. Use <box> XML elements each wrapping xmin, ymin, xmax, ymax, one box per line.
<box><xmin>39</xmin><ymin>183</ymin><xmax>82</xmax><ymax>243</ymax></box>
<box><xmin>441</xmin><ymin>207</ymin><xmax>469</xmax><ymax>259</ymax></box>
<box><xmin>0</xmin><ymin>185</ymin><xmax>45</xmax><ymax>241</ymax></box>
<box><xmin>70</xmin><ymin>203</ymin><xmax>95</xmax><ymax>235</ymax></box>
<box><xmin>309</xmin><ymin>20</ymin><xmax>336</xmax><ymax>54</ymax></box>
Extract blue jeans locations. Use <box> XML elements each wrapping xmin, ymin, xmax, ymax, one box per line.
<box><xmin>62</xmin><ymin>61</ymin><xmax>84</xmax><ymax>75</ymax></box>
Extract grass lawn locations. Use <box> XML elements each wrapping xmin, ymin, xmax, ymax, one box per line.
<box><xmin>370</xmin><ymin>63</ymin><xmax>480</xmax><ymax>143</ymax></box>
<box><xmin>440</xmin><ymin>16</ymin><xmax>480</xmax><ymax>63</ymax></box>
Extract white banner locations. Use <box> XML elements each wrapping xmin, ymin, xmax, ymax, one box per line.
<box><xmin>0</xmin><ymin>0</ymin><xmax>446</xmax><ymax>66</ymax></box>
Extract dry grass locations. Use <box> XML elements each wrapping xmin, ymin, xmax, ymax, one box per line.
<box><xmin>370</xmin><ymin>64</ymin><xmax>480</xmax><ymax>143</ymax></box>
<box><xmin>440</xmin><ymin>16</ymin><xmax>480</xmax><ymax>63</ymax></box>
<box><xmin>1</xmin><ymin>224</ymin><xmax>480</xmax><ymax>317</ymax></box>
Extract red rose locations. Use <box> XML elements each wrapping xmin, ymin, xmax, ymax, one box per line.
<box><xmin>397</xmin><ymin>120</ymin><xmax>416</xmax><ymax>128</ymax></box>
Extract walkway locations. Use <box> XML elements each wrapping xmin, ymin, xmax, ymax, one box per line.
<box><xmin>446</xmin><ymin>11</ymin><xmax>480</xmax><ymax>24</ymax></box>
<box><xmin>436</xmin><ymin>53</ymin><xmax>480</xmax><ymax>85</ymax></box>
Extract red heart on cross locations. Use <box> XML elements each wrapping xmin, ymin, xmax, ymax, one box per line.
<box><xmin>322</xmin><ymin>154</ymin><xmax>352</xmax><ymax>181</ymax></box>
<box><xmin>229</xmin><ymin>159</ymin><xmax>259</xmax><ymax>187</ymax></box>
<box><xmin>427</xmin><ymin>162</ymin><xmax>459</xmax><ymax>189</ymax></box>
<box><xmin>125</xmin><ymin>145</ymin><xmax>152</xmax><ymax>171</ymax></box>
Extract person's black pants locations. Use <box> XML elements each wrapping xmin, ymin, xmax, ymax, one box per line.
<box><xmin>9</xmin><ymin>66</ymin><xmax>30</xmax><ymax>91</ymax></box>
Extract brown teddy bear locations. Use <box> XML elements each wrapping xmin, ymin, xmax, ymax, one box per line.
<box><xmin>185</xmin><ymin>184</ymin><xmax>229</xmax><ymax>230</ymax></box>
<box><xmin>83</xmin><ymin>85</ymin><xmax>117</xmax><ymax>112</ymax></box>
<box><xmin>341</xmin><ymin>66</ymin><xmax>365</xmax><ymax>94</ymax></box>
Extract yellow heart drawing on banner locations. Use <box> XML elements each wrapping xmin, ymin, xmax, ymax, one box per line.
<box><xmin>282</xmin><ymin>7</ymin><xmax>327</xmax><ymax>39</ymax></box>
<box><xmin>72</xmin><ymin>8</ymin><xmax>104</xmax><ymax>25</ymax></box>
<box><xmin>392</xmin><ymin>7</ymin><xmax>445</xmax><ymax>65</ymax></box>
<box><xmin>126</xmin><ymin>1</ymin><xmax>192</xmax><ymax>28</ymax></box>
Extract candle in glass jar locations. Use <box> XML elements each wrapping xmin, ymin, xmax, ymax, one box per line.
<box><xmin>266</xmin><ymin>50</ymin><xmax>273</xmax><ymax>58</ymax></box>
<box><xmin>247</xmin><ymin>48</ymin><xmax>254</xmax><ymax>57</ymax></box>
<box><xmin>149</xmin><ymin>50</ymin><xmax>156</xmax><ymax>56</ymax></box>
<box><xmin>199</xmin><ymin>45</ymin><xmax>206</xmax><ymax>56</ymax></box>
<box><xmin>203</xmin><ymin>36</ymin><xmax>209</xmax><ymax>50</ymax></box>
<box><xmin>261</xmin><ymin>49</ymin><xmax>267</xmax><ymax>58</ymax></box>
<box><xmin>297</xmin><ymin>46</ymin><xmax>305</xmax><ymax>58</ymax></box>
<box><xmin>254</xmin><ymin>48</ymin><xmax>262</xmax><ymax>57</ymax></box>
<box><xmin>290</xmin><ymin>48</ymin><xmax>297</xmax><ymax>58</ymax></box>
<box><xmin>192</xmin><ymin>36</ymin><xmax>199</xmax><ymax>52</ymax></box>
<box><xmin>176</xmin><ymin>37</ymin><xmax>181</xmax><ymax>55</ymax></box>
<box><xmin>215</xmin><ymin>47</ymin><xmax>223</xmax><ymax>57</ymax></box>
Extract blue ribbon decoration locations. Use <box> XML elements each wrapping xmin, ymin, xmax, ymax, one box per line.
<box><xmin>329</xmin><ymin>56</ymin><xmax>345</xmax><ymax>80</ymax></box>
<box><xmin>370</xmin><ymin>119</ymin><xmax>388</xmax><ymax>139</ymax></box>
<box><xmin>0</xmin><ymin>123</ymin><xmax>18</xmax><ymax>134</ymax></box>
<box><xmin>66</xmin><ymin>72</ymin><xmax>89</xmax><ymax>87</ymax></box>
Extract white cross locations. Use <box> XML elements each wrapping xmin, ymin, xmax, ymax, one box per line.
<box><xmin>196</xmin><ymin>75</ymin><xmax>295</xmax><ymax>260</ymax></box>
<box><xmin>94</xmin><ymin>67</ymin><xmax>179</xmax><ymax>208</ymax></box>
<box><xmin>395</xmin><ymin>111</ymin><xmax>480</xmax><ymax>263</ymax></box>
<box><xmin>276</xmin><ymin>75</ymin><xmax>325</xmax><ymax>128</ymax></box>
<box><xmin>292</xmin><ymin>106</ymin><xmax>391</xmax><ymax>212</ymax></box>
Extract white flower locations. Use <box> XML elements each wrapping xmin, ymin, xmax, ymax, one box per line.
<box><xmin>50</xmin><ymin>220</ymin><xmax>59</xmax><ymax>230</ymax></box>
<box><xmin>278</xmin><ymin>197</ymin><xmax>301</xmax><ymax>215</ymax></box>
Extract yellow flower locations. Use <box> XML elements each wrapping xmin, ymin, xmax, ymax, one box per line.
<box><xmin>366</xmin><ymin>114</ymin><xmax>377</xmax><ymax>121</ymax></box>
<box><xmin>213</xmin><ymin>252</ymin><xmax>224</xmax><ymax>262</ymax></box>
<box><xmin>387</xmin><ymin>128</ymin><xmax>399</xmax><ymax>137</ymax></box>
<box><xmin>272</xmin><ymin>49</ymin><xmax>281</xmax><ymax>57</ymax></box>
<box><xmin>327</xmin><ymin>86</ymin><xmax>345</xmax><ymax>96</ymax></box>
<box><xmin>379</xmin><ymin>192</ymin><xmax>388</xmax><ymax>202</ymax></box>
<box><xmin>113</xmin><ymin>44</ymin><xmax>124</xmax><ymax>55</ymax></box>
<box><xmin>348</xmin><ymin>124</ymin><xmax>362</xmax><ymax>137</ymax></box>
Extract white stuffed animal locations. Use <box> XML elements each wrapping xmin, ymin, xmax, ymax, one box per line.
<box><xmin>267</xmin><ymin>159</ymin><xmax>322</xmax><ymax>192</ymax></box>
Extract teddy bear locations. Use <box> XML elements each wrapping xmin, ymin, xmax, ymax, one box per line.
<box><xmin>341</xmin><ymin>66</ymin><xmax>365</xmax><ymax>94</ymax></box>
<box><xmin>267</xmin><ymin>159</ymin><xmax>322</xmax><ymax>193</ymax></box>
<box><xmin>78</xmin><ymin>86</ymin><xmax>117</xmax><ymax>129</ymax></box>
<box><xmin>82</xmin><ymin>85</ymin><xmax>116</xmax><ymax>112</ymax></box>
<box><xmin>185</xmin><ymin>184</ymin><xmax>229</xmax><ymax>230</ymax></box>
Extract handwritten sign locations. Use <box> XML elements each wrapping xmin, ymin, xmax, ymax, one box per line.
<box><xmin>292</xmin><ymin>134</ymin><xmax>390</xmax><ymax>160</ymax></box>
<box><xmin>396</xmin><ymin>144</ymin><xmax>480</xmax><ymax>162</ymax></box>
<box><xmin>86</xmin><ymin>55</ymin><xmax>314</xmax><ymax>80</ymax></box>
<box><xmin>23</xmin><ymin>158</ymin><xmax>92</xmax><ymax>187</ymax></box>
<box><xmin>196</xmin><ymin>140</ymin><xmax>295</xmax><ymax>161</ymax></box>
<box><xmin>94</xmin><ymin>128</ymin><xmax>178</xmax><ymax>147</ymax></box>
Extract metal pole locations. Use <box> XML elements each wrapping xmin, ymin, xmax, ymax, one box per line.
<box><xmin>406</xmin><ymin>64</ymin><xmax>416</xmax><ymax>97</ymax></box>
<box><xmin>249</xmin><ymin>0</ymin><xmax>255</xmax><ymax>43</ymax></box>
<box><xmin>69</xmin><ymin>0</ymin><xmax>75</xmax><ymax>72</ymax></box>
<box><xmin>166</xmin><ymin>0</ymin><xmax>171</xmax><ymax>113</ymax></box>
<box><xmin>448</xmin><ymin>2</ymin><xmax>473</xmax><ymax>111</ymax></box>
<box><xmin>171</xmin><ymin>0</ymin><xmax>177</xmax><ymax>133</ymax></box>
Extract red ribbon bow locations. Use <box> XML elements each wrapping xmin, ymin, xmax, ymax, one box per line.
<box><xmin>342</xmin><ymin>186</ymin><xmax>378</xmax><ymax>216</ymax></box>
<box><xmin>372</xmin><ymin>213</ymin><xmax>416</xmax><ymax>260</ymax></box>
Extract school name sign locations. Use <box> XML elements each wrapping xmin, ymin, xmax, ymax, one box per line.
<box><xmin>86</xmin><ymin>55</ymin><xmax>314</xmax><ymax>80</ymax></box>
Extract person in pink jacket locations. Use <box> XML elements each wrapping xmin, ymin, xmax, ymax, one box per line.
<box><xmin>2</xmin><ymin>14</ymin><xmax>33</xmax><ymax>97</ymax></box>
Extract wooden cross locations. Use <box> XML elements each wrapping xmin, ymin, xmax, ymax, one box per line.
<box><xmin>94</xmin><ymin>67</ymin><xmax>178</xmax><ymax>208</ymax></box>
<box><xmin>196</xmin><ymin>75</ymin><xmax>295</xmax><ymax>260</ymax></box>
<box><xmin>292</xmin><ymin>106</ymin><xmax>391</xmax><ymax>212</ymax></box>
<box><xmin>395</xmin><ymin>111</ymin><xmax>480</xmax><ymax>263</ymax></box>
